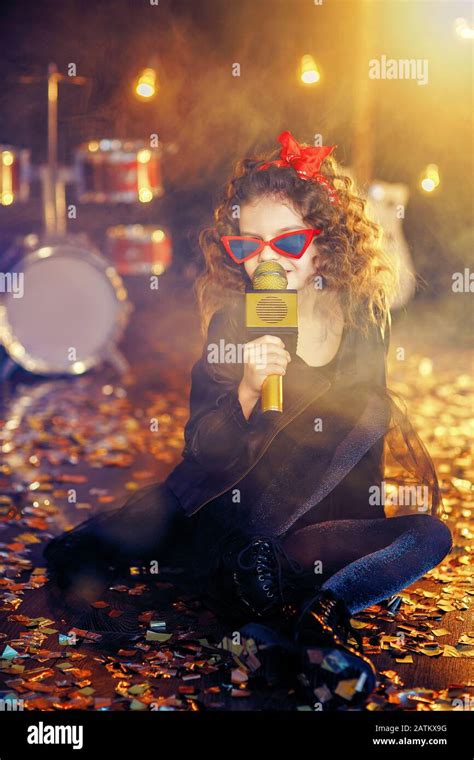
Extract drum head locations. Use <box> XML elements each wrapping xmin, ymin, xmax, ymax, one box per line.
<box><xmin>2</xmin><ymin>243</ymin><xmax>128</xmax><ymax>374</ymax></box>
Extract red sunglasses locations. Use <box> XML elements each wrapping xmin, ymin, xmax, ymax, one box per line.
<box><xmin>221</xmin><ymin>228</ymin><xmax>322</xmax><ymax>264</ymax></box>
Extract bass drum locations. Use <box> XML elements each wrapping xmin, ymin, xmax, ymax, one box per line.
<box><xmin>0</xmin><ymin>234</ymin><xmax>131</xmax><ymax>376</ymax></box>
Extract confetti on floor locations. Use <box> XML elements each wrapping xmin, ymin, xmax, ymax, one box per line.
<box><xmin>0</xmin><ymin>342</ymin><xmax>472</xmax><ymax>711</ymax></box>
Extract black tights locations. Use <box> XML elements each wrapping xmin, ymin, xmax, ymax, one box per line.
<box><xmin>281</xmin><ymin>514</ymin><xmax>453</xmax><ymax>614</ymax></box>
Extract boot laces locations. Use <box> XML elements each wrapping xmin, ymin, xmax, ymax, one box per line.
<box><xmin>235</xmin><ymin>537</ymin><xmax>304</xmax><ymax>601</ymax></box>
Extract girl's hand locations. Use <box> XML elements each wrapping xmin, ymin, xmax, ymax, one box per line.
<box><xmin>239</xmin><ymin>334</ymin><xmax>292</xmax><ymax>401</ymax></box>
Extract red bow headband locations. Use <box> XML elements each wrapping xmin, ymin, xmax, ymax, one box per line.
<box><xmin>257</xmin><ymin>130</ymin><xmax>340</xmax><ymax>205</ymax></box>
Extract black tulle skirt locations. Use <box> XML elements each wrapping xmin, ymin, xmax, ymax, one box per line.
<box><xmin>42</xmin><ymin>480</ymin><xmax>192</xmax><ymax>587</ymax></box>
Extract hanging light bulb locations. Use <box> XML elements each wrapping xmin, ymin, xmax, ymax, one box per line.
<box><xmin>299</xmin><ymin>55</ymin><xmax>320</xmax><ymax>85</ymax></box>
<box><xmin>454</xmin><ymin>18</ymin><xmax>474</xmax><ymax>40</ymax></box>
<box><xmin>134</xmin><ymin>68</ymin><xmax>157</xmax><ymax>99</ymax></box>
<box><xmin>420</xmin><ymin>164</ymin><xmax>440</xmax><ymax>193</ymax></box>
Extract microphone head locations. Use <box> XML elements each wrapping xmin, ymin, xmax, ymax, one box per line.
<box><xmin>252</xmin><ymin>261</ymin><xmax>288</xmax><ymax>290</ymax></box>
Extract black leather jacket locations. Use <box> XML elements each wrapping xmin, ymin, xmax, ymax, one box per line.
<box><xmin>165</xmin><ymin>296</ymin><xmax>392</xmax><ymax>522</ymax></box>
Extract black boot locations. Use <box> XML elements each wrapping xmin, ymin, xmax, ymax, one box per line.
<box><xmin>230</xmin><ymin>535</ymin><xmax>310</xmax><ymax>619</ymax></box>
<box><xmin>208</xmin><ymin>534</ymin><xmax>309</xmax><ymax>623</ymax></box>
<box><xmin>291</xmin><ymin>587</ymin><xmax>365</xmax><ymax>652</ymax></box>
<box><xmin>285</xmin><ymin>588</ymin><xmax>378</xmax><ymax>709</ymax></box>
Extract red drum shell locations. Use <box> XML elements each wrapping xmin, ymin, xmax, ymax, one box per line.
<box><xmin>106</xmin><ymin>225</ymin><xmax>172</xmax><ymax>275</ymax></box>
<box><xmin>0</xmin><ymin>146</ymin><xmax>30</xmax><ymax>205</ymax></box>
<box><xmin>75</xmin><ymin>140</ymin><xmax>163</xmax><ymax>204</ymax></box>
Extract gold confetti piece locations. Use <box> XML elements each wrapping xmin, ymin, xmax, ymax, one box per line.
<box><xmin>458</xmin><ymin>634</ymin><xmax>474</xmax><ymax>645</ymax></box>
<box><xmin>350</xmin><ymin>619</ymin><xmax>372</xmax><ymax>629</ymax></box>
<box><xmin>128</xmin><ymin>683</ymin><xmax>151</xmax><ymax>695</ymax></box>
<box><xmin>55</xmin><ymin>661</ymin><xmax>74</xmax><ymax>671</ymax></box>
<box><xmin>77</xmin><ymin>687</ymin><xmax>95</xmax><ymax>696</ymax></box>
<box><xmin>395</xmin><ymin>655</ymin><xmax>414</xmax><ymax>664</ymax></box>
<box><xmin>15</xmin><ymin>533</ymin><xmax>41</xmax><ymax>544</ymax></box>
<box><xmin>334</xmin><ymin>678</ymin><xmax>358</xmax><ymax>700</ymax></box>
<box><xmin>145</xmin><ymin>632</ymin><xmax>172</xmax><ymax>642</ymax></box>
<box><xmin>437</xmin><ymin>602</ymin><xmax>457</xmax><ymax>612</ymax></box>
<box><xmin>443</xmin><ymin>646</ymin><xmax>462</xmax><ymax>657</ymax></box>
<box><xmin>130</xmin><ymin>699</ymin><xmax>148</xmax><ymax>711</ymax></box>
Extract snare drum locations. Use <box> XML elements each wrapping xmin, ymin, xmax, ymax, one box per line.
<box><xmin>0</xmin><ymin>145</ymin><xmax>30</xmax><ymax>206</ymax></box>
<box><xmin>75</xmin><ymin>139</ymin><xmax>163</xmax><ymax>204</ymax></box>
<box><xmin>106</xmin><ymin>225</ymin><xmax>172</xmax><ymax>275</ymax></box>
<box><xmin>0</xmin><ymin>234</ymin><xmax>130</xmax><ymax>375</ymax></box>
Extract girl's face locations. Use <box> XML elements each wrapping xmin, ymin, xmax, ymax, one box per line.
<box><xmin>240</xmin><ymin>196</ymin><xmax>318</xmax><ymax>291</ymax></box>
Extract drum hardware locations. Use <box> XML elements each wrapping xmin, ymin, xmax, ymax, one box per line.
<box><xmin>0</xmin><ymin>65</ymin><xmax>134</xmax><ymax>380</ymax></box>
<box><xmin>13</xmin><ymin>63</ymin><xmax>88</xmax><ymax>233</ymax></box>
<box><xmin>0</xmin><ymin>63</ymin><xmax>179</xmax><ymax>379</ymax></box>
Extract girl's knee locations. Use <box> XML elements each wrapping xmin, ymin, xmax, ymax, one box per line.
<box><xmin>408</xmin><ymin>514</ymin><xmax>453</xmax><ymax>561</ymax></box>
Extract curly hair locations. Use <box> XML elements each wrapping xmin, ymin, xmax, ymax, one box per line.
<box><xmin>195</xmin><ymin>138</ymin><xmax>398</xmax><ymax>337</ymax></box>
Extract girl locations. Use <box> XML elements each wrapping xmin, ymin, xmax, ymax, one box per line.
<box><xmin>44</xmin><ymin>131</ymin><xmax>453</xmax><ymax>709</ymax></box>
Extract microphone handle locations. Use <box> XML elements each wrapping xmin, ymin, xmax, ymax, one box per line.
<box><xmin>261</xmin><ymin>373</ymin><xmax>283</xmax><ymax>413</ymax></box>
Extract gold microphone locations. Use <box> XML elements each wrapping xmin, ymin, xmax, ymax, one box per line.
<box><xmin>246</xmin><ymin>261</ymin><xmax>298</xmax><ymax>414</ymax></box>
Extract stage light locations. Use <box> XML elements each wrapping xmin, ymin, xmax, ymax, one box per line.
<box><xmin>138</xmin><ymin>188</ymin><xmax>153</xmax><ymax>203</ymax></box>
<box><xmin>369</xmin><ymin>183</ymin><xmax>386</xmax><ymax>201</ymax></box>
<box><xmin>151</xmin><ymin>229</ymin><xmax>165</xmax><ymax>243</ymax></box>
<box><xmin>299</xmin><ymin>55</ymin><xmax>320</xmax><ymax>84</ymax></box>
<box><xmin>418</xmin><ymin>357</ymin><xmax>433</xmax><ymax>377</ymax></box>
<box><xmin>137</xmin><ymin>149</ymin><xmax>151</xmax><ymax>164</ymax></box>
<box><xmin>421</xmin><ymin>179</ymin><xmax>435</xmax><ymax>192</ymax></box>
<box><xmin>454</xmin><ymin>17</ymin><xmax>474</xmax><ymax>40</ymax></box>
<box><xmin>135</xmin><ymin>68</ymin><xmax>157</xmax><ymax>99</ymax></box>
<box><xmin>420</xmin><ymin>164</ymin><xmax>440</xmax><ymax>193</ymax></box>
<box><xmin>71</xmin><ymin>361</ymin><xmax>87</xmax><ymax>374</ymax></box>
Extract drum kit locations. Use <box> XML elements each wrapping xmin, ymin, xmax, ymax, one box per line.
<box><xmin>0</xmin><ymin>65</ymin><xmax>174</xmax><ymax>381</ymax></box>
